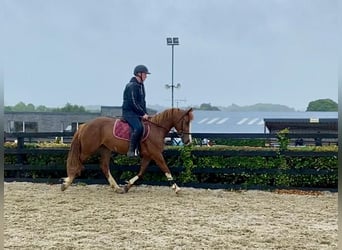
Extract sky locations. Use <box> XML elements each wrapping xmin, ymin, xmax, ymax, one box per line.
<box><xmin>3</xmin><ymin>0</ymin><xmax>338</xmax><ymax>111</ymax></box>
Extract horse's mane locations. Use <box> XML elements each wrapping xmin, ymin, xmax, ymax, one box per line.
<box><xmin>150</xmin><ymin>108</ymin><xmax>176</xmax><ymax>124</ymax></box>
<box><xmin>150</xmin><ymin>108</ymin><xmax>193</xmax><ymax>125</ymax></box>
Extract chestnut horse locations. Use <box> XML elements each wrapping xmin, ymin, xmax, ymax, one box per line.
<box><xmin>61</xmin><ymin>108</ymin><xmax>193</xmax><ymax>193</ymax></box>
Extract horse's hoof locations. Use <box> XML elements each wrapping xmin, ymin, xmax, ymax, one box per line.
<box><xmin>61</xmin><ymin>184</ymin><xmax>66</xmax><ymax>192</ymax></box>
<box><xmin>172</xmin><ymin>184</ymin><xmax>181</xmax><ymax>194</ymax></box>
<box><xmin>123</xmin><ymin>185</ymin><xmax>130</xmax><ymax>193</ymax></box>
<box><xmin>114</xmin><ymin>187</ymin><xmax>125</xmax><ymax>194</ymax></box>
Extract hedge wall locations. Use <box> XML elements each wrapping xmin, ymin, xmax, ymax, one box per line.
<box><xmin>4</xmin><ymin>142</ymin><xmax>338</xmax><ymax>189</ymax></box>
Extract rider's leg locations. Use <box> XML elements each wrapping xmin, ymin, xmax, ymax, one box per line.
<box><xmin>127</xmin><ymin>130</ymin><xmax>139</xmax><ymax>156</ymax></box>
<box><xmin>127</xmin><ymin>118</ymin><xmax>143</xmax><ymax>157</ymax></box>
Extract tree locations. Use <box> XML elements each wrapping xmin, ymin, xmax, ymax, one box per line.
<box><xmin>198</xmin><ymin>103</ymin><xmax>220</xmax><ymax>111</ymax></box>
<box><xmin>8</xmin><ymin>102</ymin><xmax>36</xmax><ymax>112</ymax></box>
<box><xmin>53</xmin><ymin>103</ymin><xmax>86</xmax><ymax>112</ymax></box>
<box><xmin>221</xmin><ymin>103</ymin><xmax>295</xmax><ymax>112</ymax></box>
<box><xmin>26</xmin><ymin>103</ymin><xmax>35</xmax><ymax>112</ymax></box>
<box><xmin>6</xmin><ymin>102</ymin><xmax>87</xmax><ymax>112</ymax></box>
<box><xmin>36</xmin><ymin>105</ymin><xmax>50</xmax><ymax>112</ymax></box>
<box><xmin>4</xmin><ymin>106</ymin><xmax>13</xmax><ymax>112</ymax></box>
<box><xmin>306</xmin><ymin>99</ymin><xmax>337</xmax><ymax>111</ymax></box>
<box><xmin>12</xmin><ymin>102</ymin><xmax>27</xmax><ymax>111</ymax></box>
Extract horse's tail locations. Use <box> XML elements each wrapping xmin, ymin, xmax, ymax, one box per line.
<box><xmin>66</xmin><ymin>124</ymin><xmax>86</xmax><ymax>177</ymax></box>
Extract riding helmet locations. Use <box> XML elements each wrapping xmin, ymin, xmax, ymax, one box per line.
<box><xmin>134</xmin><ymin>65</ymin><xmax>151</xmax><ymax>75</ymax></box>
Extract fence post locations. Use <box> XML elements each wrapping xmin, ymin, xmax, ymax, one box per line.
<box><xmin>16</xmin><ymin>136</ymin><xmax>25</xmax><ymax>164</ymax></box>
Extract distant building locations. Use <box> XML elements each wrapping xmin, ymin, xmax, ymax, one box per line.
<box><xmin>192</xmin><ymin>110</ymin><xmax>337</xmax><ymax>134</ymax></box>
<box><xmin>192</xmin><ymin>110</ymin><xmax>337</xmax><ymax>146</ymax></box>
<box><xmin>4</xmin><ymin>111</ymin><xmax>98</xmax><ymax>133</ymax></box>
<box><xmin>4</xmin><ymin>108</ymin><xmax>337</xmax><ymax>139</ymax></box>
<box><xmin>4</xmin><ymin>106</ymin><xmax>157</xmax><ymax>133</ymax></box>
<box><xmin>264</xmin><ymin>118</ymin><xmax>337</xmax><ymax>134</ymax></box>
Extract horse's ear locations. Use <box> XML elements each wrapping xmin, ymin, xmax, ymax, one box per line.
<box><xmin>186</xmin><ymin>108</ymin><xmax>194</xmax><ymax>120</ymax></box>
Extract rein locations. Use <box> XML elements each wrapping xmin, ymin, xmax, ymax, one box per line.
<box><xmin>148</xmin><ymin>109</ymin><xmax>191</xmax><ymax>135</ymax></box>
<box><xmin>146</xmin><ymin>119</ymin><xmax>169</xmax><ymax>132</ymax></box>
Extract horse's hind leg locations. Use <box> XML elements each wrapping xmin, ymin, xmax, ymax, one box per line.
<box><xmin>124</xmin><ymin>157</ymin><xmax>151</xmax><ymax>193</ymax></box>
<box><xmin>61</xmin><ymin>158</ymin><xmax>85</xmax><ymax>191</ymax></box>
<box><xmin>61</xmin><ymin>165</ymin><xmax>83</xmax><ymax>191</ymax></box>
<box><xmin>61</xmin><ymin>159</ymin><xmax>84</xmax><ymax>191</ymax></box>
<box><xmin>61</xmin><ymin>127</ymin><xmax>87</xmax><ymax>191</ymax></box>
<box><xmin>61</xmin><ymin>176</ymin><xmax>75</xmax><ymax>191</ymax></box>
<box><xmin>99</xmin><ymin>147</ymin><xmax>123</xmax><ymax>193</ymax></box>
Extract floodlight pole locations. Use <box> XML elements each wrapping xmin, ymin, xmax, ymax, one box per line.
<box><xmin>171</xmin><ymin>44</ymin><xmax>175</xmax><ymax>109</ymax></box>
<box><xmin>166</xmin><ymin>37</ymin><xmax>180</xmax><ymax>109</ymax></box>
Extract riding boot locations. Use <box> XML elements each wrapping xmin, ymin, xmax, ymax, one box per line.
<box><xmin>127</xmin><ymin>143</ymin><xmax>136</xmax><ymax>157</ymax></box>
<box><xmin>127</xmin><ymin>132</ymin><xmax>139</xmax><ymax>157</ymax></box>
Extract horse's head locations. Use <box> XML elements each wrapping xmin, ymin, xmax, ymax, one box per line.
<box><xmin>173</xmin><ymin>108</ymin><xmax>194</xmax><ymax>145</ymax></box>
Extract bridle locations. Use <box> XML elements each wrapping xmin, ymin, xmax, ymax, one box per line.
<box><xmin>174</xmin><ymin>114</ymin><xmax>186</xmax><ymax>137</ymax></box>
<box><xmin>170</xmin><ymin>110</ymin><xmax>191</xmax><ymax>137</ymax></box>
<box><xmin>147</xmin><ymin>110</ymin><xmax>191</xmax><ymax>137</ymax></box>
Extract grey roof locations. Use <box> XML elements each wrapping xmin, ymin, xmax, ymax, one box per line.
<box><xmin>191</xmin><ymin>111</ymin><xmax>337</xmax><ymax>133</ymax></box>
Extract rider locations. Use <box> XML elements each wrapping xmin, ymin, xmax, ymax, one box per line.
<box><xmin>122</xmin><ymin>65</ymin><xmax>150</xmax><ymax>157</ymax></box>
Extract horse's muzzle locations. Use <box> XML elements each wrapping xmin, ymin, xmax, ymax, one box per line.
<box><xmin>182</xmin><ymin>137</ymin><xmax>192</xmax><ymax>145</ymax></box>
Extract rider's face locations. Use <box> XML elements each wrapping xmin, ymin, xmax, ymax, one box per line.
<box><xmin>137</xmin><ymin>72</ymin><xmax>147</xmax><ymax>83</ymax></box>
<box><xmin>141</xmin><ymin>72</ymin><xmax>147</xmax><ymax>81</ymax></box>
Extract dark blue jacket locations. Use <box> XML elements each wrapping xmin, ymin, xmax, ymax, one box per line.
<box><xmin>122</xmin><ymin>77</ymin><xmax>147</xmax><ymax>117</ymax></box>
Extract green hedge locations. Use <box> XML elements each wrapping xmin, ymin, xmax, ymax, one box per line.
<box><xmin>4</xmin><ymin>142</ymin><xmax>338</xmax><ymax>189</ymax></box>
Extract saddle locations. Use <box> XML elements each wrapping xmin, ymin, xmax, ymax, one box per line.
<box><xmin>113</xmin><ymin>119</ymin><xmax>150</xmax><ymax>141</ymax></box>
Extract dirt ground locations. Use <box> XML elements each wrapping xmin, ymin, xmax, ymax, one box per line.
<box><xmin>4</xmin><ymin>182</ymin><xmax>337</xmax><ymax>250</ymax></box>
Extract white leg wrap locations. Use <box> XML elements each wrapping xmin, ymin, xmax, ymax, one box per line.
<box><xmin>129</xmin><ymin>175</ymin><xmax>139</xmax><ymax>185</ymax></box>
<box><xmin>172</xmin><ymin>183</ymin><xmax>181</xmax><ymax>193</ymax></box>
<box><xmin>108</xmin><ymin>171</ymin><xmax>120</xmax><ymax>189</ymax></box>
<box><xmin>63</xmin><ymin>177</ymin><xmax>71</xmax><ymax>186</ymax></box>
<box><xmin>165</xmin><ymin>173</ymin><xmax>173</xmax><ymax>181</ymax></box>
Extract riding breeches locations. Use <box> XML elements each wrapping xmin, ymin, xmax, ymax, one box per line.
<box><xmin>124</xmin><ymin>116</ymin><xmax>143</xmax><ymax>148</ymax></box>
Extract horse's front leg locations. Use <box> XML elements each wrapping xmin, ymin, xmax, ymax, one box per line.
<box><xmin>165</xmin><ymin>173</ymin><xmax>181</xmax><ymax>193</ymax></box>
<box><xmin>152</xmin><ymin>153</ymin><xmax>181</xmax><ymax>194</ymax></box>
<box><xmin>124</xmin><ymin>157</ymin><xmax>151</xmax><ymax>193</ymax></box>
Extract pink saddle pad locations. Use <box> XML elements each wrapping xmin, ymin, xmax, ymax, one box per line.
<box><xmin>113</xmin><ymin>120</ymin><xmax>150</xmax><ymax>141</ymax></box>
